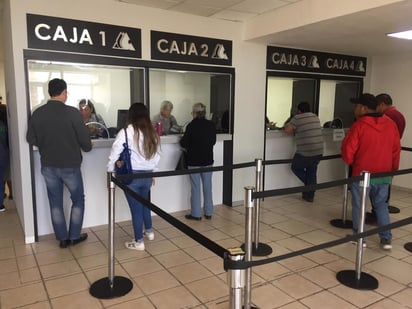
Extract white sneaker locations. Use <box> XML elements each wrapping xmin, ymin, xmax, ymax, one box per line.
<box><xmin>125</xmin><ymin>240</ymin><xmax>145</xmax><ymax>251</ymax></box>
<box><xmin>145</xmin><ymin>231</ymin><xmax>155</xmax><ymax>241</ymax></box>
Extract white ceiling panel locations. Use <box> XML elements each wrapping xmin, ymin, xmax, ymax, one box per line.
<box><xmin>230</xmin><ymin>0</ymin><xmax>291</xmax><ymax>14</ymax></box>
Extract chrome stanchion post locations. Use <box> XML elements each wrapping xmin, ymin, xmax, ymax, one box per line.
<box><xmin>227</xmin><ymin>248</ymin><xmax>245</xmax><ymax>309</ymax></box>
<box><xmin>243</xmin><ymin>186</ymin><xmax>257</xmax><ymax>309</ymax></box>
<box><xmin>90</xmin><ymin>172</ymin><xmax>133</xmax><ymax>299</ymax></box>
<box><xmin>251</xmin><ymin>159</ymin><xmax>272</xmax><ymax>256</ymax></box>
<box><xmin>355</xmin><ymin>171</ymin><xmax>369</xmax><ymax>280</ymax></box>
<box><xmin>330</xmin><ymin>164</ymin><xmax>352</xmax><ymax>228</ymax></box>
<box><xmin>336</xmin><ymin>171</ymin><xmax>378</xmax><ymax>290</ymax></box>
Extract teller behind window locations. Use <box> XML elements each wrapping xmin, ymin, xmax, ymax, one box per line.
<box><xmin>79</xmin><ymin>99</ymin><xmax>107</xmax><ymax>138</ymax></box>
<box><xmin>151</xmin><ymin>100</ymin><xmax>180</xmax><ymax>135</ymax></box>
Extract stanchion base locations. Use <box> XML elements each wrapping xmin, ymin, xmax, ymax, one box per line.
<box><xmin>404</xmin><ymin>242</ymin><xmax>412</xmax><ymax>252</ymax></box>
<box><xmin>336</xmin><ymin>270</ymin><xmax>378</xmax><ymax>290</ymax></box>
<box><xmin>388</xmin><ymin>205</ymin><xmax>400</xmax><ymax>214</ymax></box>
<box><xmin>330</xmin><ymin>219</ymin><xmax>353</xmax><ymax>229</ymax></box>
<box><xmin>240</xmin><ymin>242</ymin><xmax>273</xmax><ymax>256</ymax></box>
<box><xmin>90</xmin><ymin>276</ymin><xmax>133</xmax><ymax>299</ymax></box>
<box><xmin>242</xmin><ymin>305</ymin><xmax>259</xmax><ymax>309</ymax></box>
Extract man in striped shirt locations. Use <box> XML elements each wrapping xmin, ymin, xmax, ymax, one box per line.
<box><xmin>284</xmin><ymin>102</ymin><xmax>324</xmax><ymax>202</ymax></box>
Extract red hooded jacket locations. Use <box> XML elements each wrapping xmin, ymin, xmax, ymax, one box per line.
<box><xmin>341</xmin><ymin>113</ymin><xmax>400</xmax><ymax>177</ymax></box>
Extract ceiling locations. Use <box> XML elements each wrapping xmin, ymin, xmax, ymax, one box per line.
<box><xmin>118</xmin><ymin>0</ymin><xmax>412</xmax><ymax>57</ymax></box>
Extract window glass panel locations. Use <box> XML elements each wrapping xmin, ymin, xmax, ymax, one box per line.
<box><xmin>27</xmin><ymin>60</ymin><xmax>143</xmax><ymax>130</ymax></box>
<box><xmin>149</xmin><ymin>69</ymin><xmax>231</xmax><ymax>133</ymax></box>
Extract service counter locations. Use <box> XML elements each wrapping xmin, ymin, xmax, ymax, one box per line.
<box><xmin>33</xmin><ymin>134</ymin><xmax>231</xmax><ymax>236</ymax></box>
<box><xmin>264</xmin><ymin>129</ymin><xmax>345</xmax><ymax>191</ymax></box>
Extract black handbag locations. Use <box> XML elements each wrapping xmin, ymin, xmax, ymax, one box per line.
<box><xmin>175</xmin><ymin>148</ymin><xmax>188</xmax><ymax>170</ymax></box>
<box><xmin>115</xmin><ymin>128</ymin><xmax>133</xmax><ymax>184</ymax></box>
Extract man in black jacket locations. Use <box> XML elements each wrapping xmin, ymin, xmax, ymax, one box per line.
<box><xmin>27</xmin><ymin>78</ymin><xmax>92</xmax><ymax>248</ymax></box>
<box><xmin>180</xmin><ymin>103</ymin><xmax>216</xmax><ymax>220</ymax></box>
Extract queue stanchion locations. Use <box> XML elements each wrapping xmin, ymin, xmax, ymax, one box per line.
<box><xmin>243</xmin><ymin>186</ymin><xmax>258</xmax><ymax>309</ymax></box>
<box><xmin>241</xmin><ymin>159</ymin><xmax>272</xmax><ymax>256</ymax></box>
<box><xmin>90</xmin><ymin>172</ymin><xmax>133</xmax><ymax>299</ymax></box>
<box><xmin>404</xmin><ymin>242</ymin><xmax>412</xmax><ymax>252</ymax></box>
<box><xmin>226</xmin><ymin>248</ymin><xmax>245</xmax><ymax>309</ymax></box>
<box><xmin>336</xmin><ymin>171</ymin><xmax>379</xmax><ymax>290</ymax></box>
<box><xmin>330</xmin><ymin>164</ymin><xmax>353</xmax><ymax>229</ymax></box>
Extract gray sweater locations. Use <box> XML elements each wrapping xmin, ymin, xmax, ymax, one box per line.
<box><xmin>27</xmin><ymin>100</ymin><xmax>92</xmax><ymax>168</ymax></box>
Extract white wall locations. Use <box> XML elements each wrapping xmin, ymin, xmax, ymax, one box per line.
<box><xmin>369</xmin><ymin>54</ymin><xmax>412</xmax><ymax>188</ymax></box>
<box><xmin>5</xmin><ymin>0</ymin><xmax>266</xmax><ymax>242</ymax></box>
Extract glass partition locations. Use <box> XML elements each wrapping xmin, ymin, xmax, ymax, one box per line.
<box><xmin>27</xmin><ymin>60</ymin><xmax>144</xmax><ymax>131</ymax></box>
<box><xmin>149</xmin><ymin>68</ymin><xmax>232</xmax><ymax>133</ymax></box>
<box><xmin>266</xmin><ymin>74</ymin><xmax>361</xmax><ymax>129</ymax></box>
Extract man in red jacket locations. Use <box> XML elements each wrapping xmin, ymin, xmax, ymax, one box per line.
<box><xmin>341</xmin><ymin>93</ymin><xmax>400</xmax><ymax>250</ymax></box>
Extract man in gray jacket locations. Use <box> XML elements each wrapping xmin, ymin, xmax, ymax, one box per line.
<box><xmin>27</xmin><ymin>78</ymin><xmax>92</xmax><ymax>248</ymax></box>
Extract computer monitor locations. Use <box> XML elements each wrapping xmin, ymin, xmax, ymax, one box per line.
<box><xmin>117</xmin><ymin>109</ymin><xmax>128</xmax><ymax>129</ymax></box>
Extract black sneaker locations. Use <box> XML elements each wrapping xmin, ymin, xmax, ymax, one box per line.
<box><xmin>380</xmin><ymin>238</ymin><xmax>392</xmax><ymax>250</ymax></box>
<box><xmin>0</xmin><ymin>204</ymin><xmax>5</xmax><ymax>212</ymax></box>
<box><xmin>185</xmin><ymin>214</ymin><xmax>201</xmax><ymax>221</ymax></box>
<box><xmin>71</xmin><ymin>233</ymin><xmax>88</xmax><ymax>246</ymax></box>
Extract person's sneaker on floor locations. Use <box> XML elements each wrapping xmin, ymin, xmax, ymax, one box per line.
<box><xmin>380</xmin><ymin>238</ymin><xmax>392</xmax><ymax>250</ymax></box>
<box><xmin>125</xmin><ymin>240</ymin><xmax>145</xmax><ymax>251</ymax></box>
<box><xmin>0</xmin><ymin>204</ymin><xmax>5</xmax><ymax>212</ymax></box>
<box><xmin>144</xmin><ymin>231</ymin><xmax>155</xmax><ymax>241</ymax></box>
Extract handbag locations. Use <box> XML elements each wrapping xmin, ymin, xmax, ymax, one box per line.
<box><xmin>115</xmin><ymin>128</ymin><xmax>133</xmax><ymax>184</ymax></box>
<box><xmin>175</xmin><ymin>148</ymin><xmax>188</xmax><ymax>170</ymax></box>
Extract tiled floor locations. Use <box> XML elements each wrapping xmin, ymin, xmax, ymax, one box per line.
<box><xmin>0</xmin><ymin>186</ymin><xmax>412</xmax><ymax>308</ymax></box>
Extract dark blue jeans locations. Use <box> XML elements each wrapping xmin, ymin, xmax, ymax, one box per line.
<box><xmin>291</xmin><ymin>153</ymin><xmax>322</xmax><ymax>199</ymax></box>
<box><xmin>124</xmin><ymin>171</ymin><xmax>153</xmax><ymax>242</ymax></box>
<box><xmin>41</xmin><ymin>167</ymin><xmax>85</xmax><ymax>241</ymax></box>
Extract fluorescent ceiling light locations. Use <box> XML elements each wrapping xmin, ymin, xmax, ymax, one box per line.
<box><xmin>387</xmin><ymin>30</ymin><xmax>412</xmax><ymax>40</ymax></box>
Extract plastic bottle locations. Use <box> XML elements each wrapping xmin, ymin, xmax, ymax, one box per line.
<box><xmin>156</xmin><ymin>122</ymin><xmax>163</xmax><ymax>136</ymax></box>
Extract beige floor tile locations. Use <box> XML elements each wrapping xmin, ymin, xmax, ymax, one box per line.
<box><xmin>251</xmin><ymin>283</ymin><xmax>294</xmax><ymax>308</ymax></box>
<box><xmin>122</xmin><ymin>256</ymin><xmax>164</xmax><ymax>277</ymax></box>
<box><xmin>70</xmin><ymin>240</ymin><xmax>107</xmax><ymax>258</ymax></box>
<box><xmin>149</xmin><ymin>286</ymin><xmax>200</xmax><ymax>309</ymax></box>
<box><xmin>50</xmin><ymin>290</ymin><xmax>102</xmax><ymax>309</ymax></box>
<box><xmin>115</xmin><ymin>247</ymin><xmax>151</xmax><ymax>261</ymax></box>
<box><xmin>366</xmin><ymin>298</ymin><xmax>410</xmax><ymax>309</ymax></box>
<box><xmin>301</xmin><ymin>265</ymin><xmax>340</xmax><ymax>289</ymax></box>
<box><xmin>198</xmin><ymin>255</ymin><xmax>226</xmax><ymax>275</ymax></box>
<box><xmin>17</xmin><ymin>254</ymin><xmax>37</xmax><ymax>270</ymax></box>
<box><xmin>34</xmin><ymin>248</ymin><xmax>74</xmax><ymax>266</ymax></box>
<box><xmin>169</xmin><ymin>235</ymin><xmax>199</xmax><ymax>249</ymax></box>
<box><xmin>77</xmin><ymin>252</ymin><xmax>111</xmax><ymax>270</ymax></box>
<box><xmin>303</xmin><ymin>249</ymin><xmax>340</xmax><ymax>265</ymax></box>
<box><xmin>14</xmin><ymin>244</ymin><xmax>34</xmax><ymax>257</ymax></box>
<box><xmin>0</xmin><ymin>258</ymin><xmax>17</xmax><ymax>274</ymax></box>
<box><xmin>0</xmin><ymin>282</ymin><xmax>48</xmax><ymax>309</ymax></box>
<box><xmin>329</xmin><ymin>284</ymin><xmax>383</xmax><ymax>307</ymax></box>
<box><xmin>366</xmin><ymin>256</ymin><xmax>412</xmax><ymax>285</ymax></box>
<box><xmin>0</xmin><ymin>271</ymin><xmax>22</xmax><ymax>290</ymax></box>
<box><xmin>185</xmin><ymin>276</ymin><xmax>228</xmax><ymax>303</ymax></box>
<box><xmin>273</xmin><ymin>273</ymin><xmax>323</xmax><ymax>299</ymax></box>
<box><xmin>278</xmin><ymin>302</ymin><xmax>309</xmax><ymax>309</ymax></box>
<box><xmin>106</xmin><ymin>297</ymin><xmax>155</xmax><ymax>309</ymax></box>
<box><xmin>20</xmin><ymin>267</ymin><xmax>42</xmax><ymax>283</ymax></box>
<box><xmin>300</xmin><ymin>290</ymin><xmax>357</xmax><ymax>309</ymax></box>
<box><xmin>389</xmin><ymin>287</ymin><xmax>412</xmax><ymax>307</ymax></box>
<box><xmin>369</xmin><ymin>271</ymin><xmax>407</xmax><ymax>297</ymax></box>
<box><xmin>40</xmin><ymin>259</ymin><xmax>81</xmax><ymax>279</ymax></box>
<box><xmin>169</xmin><ymin>261</ymin><xmax>213</xmax><ymax>284</ymax></box>
<box><xmin>252</xmin><ymin>260</ymin><xmax>291</xmax><ymax>281</ymax></box>
<box><xmin>144</xmin><ymin>239</ymin><xmax>179</xmax><ymax>255</ymax></box>
<box><xmin>155</xmin><ymin>249</ymin><xmax>194</xmax><ymax>268</ymax></box>
<box><xmin>278</xmin><ymin>255</ymin><xmax>318</xmax><ymax>272</ymax></box>
<box><xmin>183</xmin><ymin>245</ymin><xmax>217</xmax><ymax>260</ymax></box>
<box><xmin>45</xmin><ymin>273</ymin><xmax>90</xmax><ymax>298</ymax></box>
<box><xmin>137</xmin><ymin>269</ymin><xmax>181</xmax><ymax>295</ymax></box>
<box><xmin>0</xmin><ymin>247</ymin><xmax>15</xmax><ymax>260</ymax></box>
<box><xmin>18</xmin><ymin>300</ymin><xmax>52</xmax><ymax>308</ymax></box>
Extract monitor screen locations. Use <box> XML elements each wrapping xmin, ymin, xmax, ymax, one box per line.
<box><xmin>117</xmin><ymin>109</ymin><xmax>128</xmax><ymax>129</ymax></box>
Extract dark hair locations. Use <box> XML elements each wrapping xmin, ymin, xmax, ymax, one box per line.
<box><xmin>48</xmin><ymin>78</ymin><xmax>67</xmax><ymax>97</ymax></box>
<box><xmin>128</xmin><ymin>103</ymin><xmax>159</xmax><ymax>158</ymax></box>
<box><xmin>79</xmin><ymin>99</ymin><xmax>96</xmax><ymax>114</ymax></box>
<box><xmin>297</xmin><ymin>101</ymin><xmax>311</xmax><ymax>113</ymax></box>
<box><xmin>376</xmin><ymin>93</ymin><xmax>392</xmax><ymax>106</ymax></box>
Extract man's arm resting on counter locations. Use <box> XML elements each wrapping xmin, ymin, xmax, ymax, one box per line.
<box><xmin>283</xmin><ymin>123</ymin><xmax>295</xmax><ymax>134</ymax></box>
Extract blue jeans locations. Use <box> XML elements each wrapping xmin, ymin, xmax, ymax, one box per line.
<box><xmin>291</xmin><ymin>153</ymin><xmax>322</xmax><ymax>199</ymax></box>
<box><xmin>124</xmin><ymin>171</ymin><xmax>153</xmax><ymax>242</ymax></box>
<box><xmin>351</xmin><ymin>182</ymin><xmax>391</xmax><ymax>240</ymax></box>
<box><xmin>41</xmin><ymin>167</ymin><xmax>85</xmax><ymax>241</ymax></box>
<box><xmin>188</xmin><ymin>166</ymin><xmax>213</xmax><ymax>217</ymax></box>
